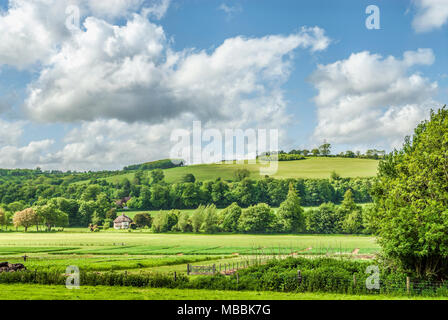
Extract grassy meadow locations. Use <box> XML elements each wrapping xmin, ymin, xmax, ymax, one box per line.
<box><xmin>0</xmin><ymin>232</ymin><xmax>379</xmax><ymax>257</ymax></box>
<box><xmin>100</xmin><ymin>157</ymin><xmax>379</xmax><ymax>184</ymax></box>
<box><xmin>1</xmin><ymin>284</ymin><xmax>441</xmax><ymax>300</ymax></box>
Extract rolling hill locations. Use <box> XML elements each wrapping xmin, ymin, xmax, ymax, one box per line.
<box><xmin>102</xmin><ymin>157</ymin><xmax>379</xmax><ymax>184</ymax></box>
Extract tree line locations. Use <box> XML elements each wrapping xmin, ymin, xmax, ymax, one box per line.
<box><xmin>0</xmin><ymin>173</ymin><xmax>373</xmax><ymax>231</ymax></box>
<box><xmin>139</xmin><ymin>187</ymin><xmax>372</xmax><ymax>235</ymax></box>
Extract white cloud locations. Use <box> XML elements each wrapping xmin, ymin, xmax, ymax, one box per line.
<box><xmin>0</xmin><ymin>119</ymin><xmax>54</xmax><ymax>168</ymax></box>
<box><xmin>48</xmin><ymin>119</ymin><xmax>178</xmax><ymax>171</ymax></box>
<box><xmin>0</xmin><ymin>119</ymin><xmax>24</xmax><ymax>146</ymax></box>
<box><xmin>24</xmin><ymin>21</ymin><xmax>330</xmax><ymax>126</ymax></box>
<box><xmin>143</xmin><ymin>0</ymin><xmax>171</xmax><ymax>20</ymax></box>
<box><xmin>309</xmin><ymin>49</ymin><xmax>438</xmax><ymax>149</ymax></box>
<box><xmin>218</xmin><ymin>3</ymin><xmax>242</xmax><ymax>17</ymax></box>
<box><xmin>412</xmin><ymin>0</ymin><xmax>448</xmax><ymax>33</ymax></box>
<box><xmin>0</xmin><ymin>139</ymin><xmax>55</xmax><ymax>168</ymax></box>
<box><xmin>0</xmin><ymin>0</ymin><xmax>331</xmax><ymax>170</ymax></box>
<box><xmin>0</xmin><ymin>0</ymin><xmax>166</xmax><ymax>69</ymax></box>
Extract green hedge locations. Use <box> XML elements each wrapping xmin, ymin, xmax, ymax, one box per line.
<box><xmin>2</xmin><ymin>257</ymin><xmax>446</xmax><ymax>296</ymax></box>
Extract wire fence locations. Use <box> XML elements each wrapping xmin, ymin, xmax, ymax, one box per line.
<box><xmin>186</xmin><ymin>255</ymin><xmax>448</xmax><ymax>297</ymax></box>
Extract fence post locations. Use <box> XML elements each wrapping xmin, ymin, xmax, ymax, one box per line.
<box><xmin>236</xmin><ymin>272</ymin><xmax>239</xmax><ymax>288</ymax></box>
<box><xmin>297</xmin><ymin>270</ymin><xmax>302</xmax><ymax>286</ymax></box>
<box><xmin>213</xmin><ymin>264</ymin><xmax>216</xmax><ymax>274</ymax></box>
<box><xmin>353</xmin><ymin>274</ymin><xmax>357</xmax><ymax>288</ymax></box>
<box><xmin>174</xmin><ymin>271</ymin><xmax>177</xmax><ymax>282</ymax></box>
<box><xmin>406</xmin><ymin>277</ymin><xmax>410</xmax><ymax>294</ymax></box>
<box><xmin>187</xmin><ymin>264</ymin><xmax>190</xmax><ymax>275</ymax></box>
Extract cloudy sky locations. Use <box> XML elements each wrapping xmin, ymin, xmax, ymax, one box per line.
<box><xmin>0</xmin><ymin>0</ymin><xmax>447</xmax><ymax>170</ymax></box>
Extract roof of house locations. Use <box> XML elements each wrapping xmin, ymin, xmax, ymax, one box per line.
<box><xmin>115</xmin><ymin>197</ymin><xmax>132</xmax><ymax>206</ymax></box>
<box><xmin>114</xmin><ymin>214</ymin><xmax>133</xmax><ymax>223</ymax></box>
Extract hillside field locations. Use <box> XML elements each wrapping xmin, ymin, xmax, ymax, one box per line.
<box><xmin>102</xmin><ymin>157</ymin><xmax>379</xmax><ymax>184</ymax></box>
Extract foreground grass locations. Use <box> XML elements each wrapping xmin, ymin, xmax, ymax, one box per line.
<box><xmin>0</xmin><ymin>284</ymin><xmax>441</xmax><ymax>300</ymax></box>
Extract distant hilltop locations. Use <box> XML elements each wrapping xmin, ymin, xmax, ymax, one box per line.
<box><xmin>123</xmin><ymin>159</ymin><xmax>185</xmax><ymax>171</ymax></box>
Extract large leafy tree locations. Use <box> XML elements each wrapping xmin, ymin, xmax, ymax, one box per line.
<box><xmin>238</xmin><ymin>203</ymin><xmax>275</xmax><ymax>233</ymax></box>
<box><xmin>306</xmin><ymin>202</ymin><xmax>343</xmax><ymax>234</ymax></box>
<box><xmin>277</xmin><ymin>184</ymin><xmax>305</xmax><ymax>233</ymax></box>
<box><xmin>219</xmin><ymin>203</ymin><xmax>242</xmax><ymax>232</ymax></box>
<box><xmin>36</xmin><ymin>203</ymin><xmax>68</xmax><ymax>231</ymax></box>
<box><xmin>0</xmin><ymin>208</ymin><xmax>6</xmax><ymax>231</ymax></box>
<box><xmin>134</xmin><ymin>213</ymin><xmax>152</xmax><ymax>228</ymax></box>
<box><xmin>372</xmin><ymin>106</ymin><xmax>448</xmax><ymax>279</ymax></box>
<box><xmin>13</xmin><ymin>208</ymin><xmax>38</xmax><ymax>232</ymax></box>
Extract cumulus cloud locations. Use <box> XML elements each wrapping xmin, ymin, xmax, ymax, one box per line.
<box><xmin>47</xmin><ymin>119</ymin><xmax>178</xmax><ymax>171</ymax></box>
<box><xmin>309</xmin><ymin>49</ymin><xmax>438</xmax><ymax>149</ymax></box>
<box><xmin>0</xmin><ymin>0</ymin><xmax>167</xmax><ymax>69</ymax></box>
<box><xmin>0</xmin><ymin>119</ymin><xmax>55</xmax><ymax>169</ymax></box>
<box><xmin>24</xmin><ymin>22</ymin><xmax>330</xmax><ymax>125</ymax></box>
<box><xmin>0</xmin><ymin>119</ymin><xmax>24</xmax><ymax>146</ymax></box>
<box><xmin>0</xmin><ymin>139</ymin><xmax>55</xmax><ymax>168</ymax></box>
<box><xmin>0</xmin><ymin>0</ymin><xmax>331</xmax><ymax>170</ymax></box>
<box><xmin>412</xmin><ymin>0</ymin><xmax>448</xmax><ymax>33</ymax></box>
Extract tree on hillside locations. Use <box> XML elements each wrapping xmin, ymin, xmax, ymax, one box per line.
<box><xmin>139</xmin><ymin>185</ymin><xmax>152</xmax><ymax>209</ymax></box>
<box><xmin>339</xmin><ymin>189</ymin><xmax>359</xmax><ymax>213</ymax></box>
<box><xmin>78</xmin><ymin>201</ymin><xmax>96</xmax><ymax>227</ymax></box>
<box><xmin>151</xmin><ymin>210</ymin><xmax>178</xmax><ymax>233</ymax></box>
<box><xmin>191</xmin><ymin>205</ymin><xmax>206</xmax><ymax>233</ymax></box>
<box><xmin>177</xmin><ymin>211</ymin><xmax>192</xmax><ymax>232</ymax></box>
<box><xmin>277</xmin><ymin>184</ymin><xmax>305</xmax><ymax>233</ymax></box>
<box><xmin>36</xmin><ymin>203</ymin><xmax>68</xmax><ymax>231</ymax></box>
<box><xmin>134</xmin><ymin>213</ymin><xmax>152</xmax><ymax>228</ymax></box>
<box><xmin>372</xmin><ymin>106</ymin><xmax>448</xmax><ymax>279</ymax></box>
<box><xmin>181</xmin><ymin>174</ymin><xmax>196</xmax><ymax>183</ymax></box>
<box><xmin>81</xmin><ymin>185</ymin><xmax>102</xmax><ymax>201</ymax></box>
<box><xmin>151</xmin><ymin>169</ymin><xmax>165</xmax><ymax>184</ymax></box>
<box><xmin>50</xmin><ymin>198</ymin><xmax>80</xmax><ymax>227</ymax></box>
<box><xmin>234</xmin><ymin>169</ymin><xmax>250</xmax><ymax>182</ymax></box>
<box><xmin>319</xmin><ymin>143</ymin><xmax>331</xmax><ymax>156</ymax></box>
<box><xmin>200</xmin><ymin>205</ymin><xmax>219</xmax><ymax>234</ymax></box>
<box><xmin>311</xmin><ymin>149</ymin><xmax>320</xmax><ymax>156</ymax></box>
<box><xmin>13</xmin><ymin>208</ymin><xmax>38</xmax><ymax>232</ymax></box>
<box><xmin>0</xmin><ymin>208</ymin><xmax>6</xmax><ymax>231</ymax></box>
<box><xmin>219</xmin><ymin>203</ymin><xmax>242</xmax><ymax>232</ymax></box>
<box><xmin>306</xmin><ymin>203</ymin><xmax>344</xmax><ymax>234</ymax></box>
<box><xmin>238</xmin><ymin>203</ymin><xmax>275</xmax><ymax>233</ymax></box>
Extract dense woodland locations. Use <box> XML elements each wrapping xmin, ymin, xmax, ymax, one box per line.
<box><xmin>0</xmin><ymin>145</ymin><xmax>378</xmax><ymax>232</ymax></box>
<box><xmin>0</xmin><ymin>166</ymin><xmax>373</xmax><ymax>229</ymax></box>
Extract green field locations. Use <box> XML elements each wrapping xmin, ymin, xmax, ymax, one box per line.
<box><xmin>102</xmin><ymin>157</ymin><xmax>379</xmax><ymax>184</ymax></box>
<box><xmin>0</xmin><ymin>232</ymin><xmax>379</xmax><ymax>257</ymax></box>
<box><xmin>0</xmin><ymin>284</ymin><xmax>440</xmax><ymax>300</ymax></box>
<box><xmin>0</xmin><ymin>231</ymin><xmax>433</xmax><ymax>300</ymax></box>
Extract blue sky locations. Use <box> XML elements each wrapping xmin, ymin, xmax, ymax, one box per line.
<box><xmin>0</xmin><ymin>0</ymin><xmax>447</xmax><ymax>170</ymax></box>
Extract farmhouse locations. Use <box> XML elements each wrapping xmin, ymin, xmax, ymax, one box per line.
<box><xmin>114</xmin><ymin>214</ymin><xmax>133</xmax><ymax>230</ymax></box>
